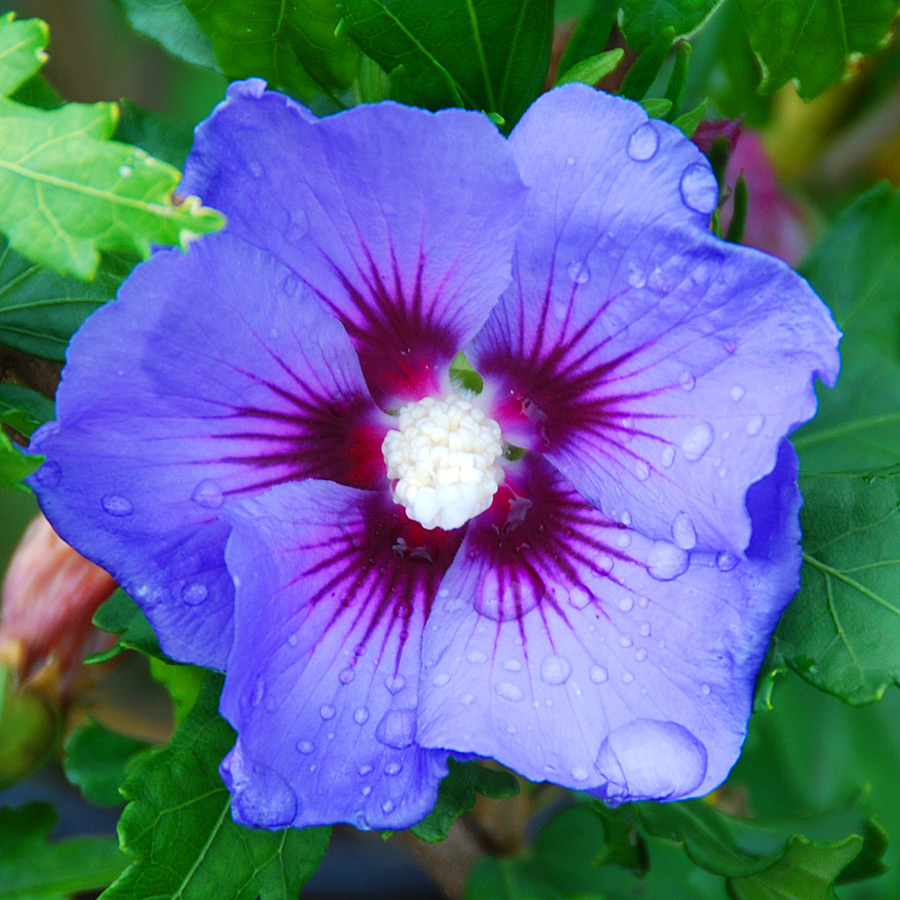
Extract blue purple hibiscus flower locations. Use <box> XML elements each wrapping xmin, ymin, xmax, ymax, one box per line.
<box><xmin>27</xmin><ymin>80</ymin><xmax>839</xmax><ymax>831</ymax></box>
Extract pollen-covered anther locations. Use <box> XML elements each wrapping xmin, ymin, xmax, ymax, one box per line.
<box><xmin>382</xmin><ymin>394</ymin><xmax>504</xmax><ymax>530</ymax></box>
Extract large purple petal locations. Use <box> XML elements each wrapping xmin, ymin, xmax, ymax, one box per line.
<box><xmin>220</xmin><ymin>480</ymin><xmax>462</xmax><ymax>829</ymax></box>
<box><xmin>29</xmin><ymin>234</ymin><xmax>386</xmax><ymax>668</ymax></box>
<box><xmin>417</xmin><ymin>451</ymin><xmax>801</xmax><ymax>801</ymax></box>
<box><xmin>472</xmin><ymin>85</ymin><xmax>839</xmax><ymax>553</ymax></box>
<box><xmin>181</xmin><ymin>79</ymin><xmax>527</xmax><ymax>408</ymax></box>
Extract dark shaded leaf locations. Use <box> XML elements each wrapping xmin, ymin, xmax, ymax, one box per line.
<box><xmin>338</xmin><ymin>0</ymin><xmax>553</xmax><ymax>124</ymax></box>
<box><xmin>63</xmin><ymin>721</ymin><xmax>149</xmax><ymax>807</ymax></box>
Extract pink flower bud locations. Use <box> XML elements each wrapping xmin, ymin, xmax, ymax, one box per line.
<box><xmin>0</xmin><ymin>514</ymin><xmax>117</xmax><ymax>705</ymax></box>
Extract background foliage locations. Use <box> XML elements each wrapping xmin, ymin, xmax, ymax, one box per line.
<box><xmin>1</xmin><ymin>0</ymin><xmax>900</xmax><ymax>897</ymax></box>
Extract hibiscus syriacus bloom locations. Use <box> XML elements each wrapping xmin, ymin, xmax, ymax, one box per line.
<box><xmin>29</xmin><ymin>81</ymin><xmax>839</xmax><ymax>830</ymax></box>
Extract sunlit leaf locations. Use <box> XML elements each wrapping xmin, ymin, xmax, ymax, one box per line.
<box><xmin>0</xmin><ymin>13</ymin><xmax>46</xmax><ymax>96</ymax></box>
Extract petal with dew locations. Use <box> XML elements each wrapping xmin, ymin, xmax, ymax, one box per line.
<box><xmin>472</xmin><ymin>85</ymin><xmax>839</xmax><ymax>554</ymax></box>
<box><xmin>181</xmin><ymin>79</ymin><xmax>527</xmax><ymax>409</ymax></box>
<box><xmin>29</xmin><ymin>233</ymin><xmax>386</xmax><ymax>668</ymax></box>
<box><xmin>417</xmin><ymin>449</ymin><xmax>801</xmax><ymax>801</ymax></box>
<box><xmin>221</xmin><ymin>480</ymin><xmax>462</xmax><ymax>829</ymax></box>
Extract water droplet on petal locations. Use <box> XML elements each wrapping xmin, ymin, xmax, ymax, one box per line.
<box><xmin>616</xmin><ymin>532</ymin><xmax>632</xmax><ymax>549</ymax></box>
<box><xmin>233</xmin><ymin>765</ymin><xmax>297</xmax><ymax>828</ymax></box>
<box><xmin>339</xmin><ymin>667</ymin><xmax>355</xmax><ymax>685</ymax></box>
<box><xmin>384</xmin><ymin>761</ymin><xmax>403</xmax><ymax>776</ymax></box>
<box><xmin>567</xmin><ymin>260</ymin><xmax>590</xmax><ymax>284</ymax></box>
<box><xmin>296</xmin><ymin>740</ymin><xmax>315</xmax><ymax>754</ymax></box>
<box><xmin>34</xmin><ymin>461</ymin><xmax>60</xmax><ymax>487</ymax></box>
<box><xmin>679</xmin><ymin>162</ymin><xmax>718</xmax><ymax>215</ymax></box>
<box><xmin>361</xmin><ymin>785</ymin><xmax>372</xmax><ymax>796</ymax></box>
<box><xmin>102</xmin><ymin>494</ymin><xmax>133</xmax><ymax>517</ymax></box>
<box><xmin>716</xmin><ymin>550</ymin><xmax>740</xmax><ymax>572</ymax></box>
<box><xmin>569</xmin><ymin>586</ymin><xmax>592</xmax><ymax>610</ymax></box>
<box><xmin>622</xmin><ymin>671</ymin><xmax>634</xmax><ymax>684</ymax></box>
<box><xmin>746</xmin><ymin>414</ymin><xmax>765</xmax><ymax>436</ymax></box>
<box><xmin>678</xmin><ymin>369</ymin><xmax>696</xmax><ymax>391</ymax></box>
<box><xmin>359</xmin><ymin>763</ymin><xmax>373</xmax><ymax>775</ymax></box>
<box><xmin>251</xmin><ymin>677</ymin><xmax>266</xmax><ymax>707</ymax></box>
<box><xmin>382</xmin><ymin>799</ymin><xmax>395</xmax><ymax>814</ymax></box>
<box><xmin>730</xmin><ymin>385</ymin><xmax>745</xmax><ymax>402</ymax></box>
<box><xmin>681</xmin><ymin>422</ymin><xmax>714</xmax><ymax>462</ymax></box>
<box><xmin>432</xmin><ymin>672</ymin><xmax>451</xmax><ymax>686</ymax></box>
<box><xmin>385</xmin><ymin>674</ymin><xmax>406</xmax><ymax>694</ymax></box>
<box><xmin>283</xmin><ymin>273</ymin><xmax>299</xmax><ymax>296</ymax></box>
<box><xmin>466</xmin><ymin>649</ymin><xmax>487</xmax><ymax>665</ymax></box>
<box><xmin>635</xmin><ymin>461</ymin><xmax>650</xmax><ymax>481</ymax></box>
<box><xmin>191</xmin><ymin>479</ymin><xmax>224</xmax><ymax>509</ymax></box>
<box><xmin>590</xmin><ymin>665</ymin><xmax>608</xmax><ymax>683</ymax></box>
<box><xmin>640</xmin><ymin>623</ymin><xmax>651</xmax><ymax>637</ymax></box>
<box><xmin>319</xmin><ymin>704</ymin><xmax>336</xmax><ymax>720</ymax></box>
<box><xmin>494</xmin><ymin>681</ymin><xmax>524</xmax><ymax>702</ymax></box>
<box><xmin>248</xmin><ymin>160</ymin><xmax>263</xmax><ymax>178</ymax></box>
<box><xmin>672</xmin><ymin>512</ymin><xmax>697</xmax><ymax>550</ymax></box>
<box><xmin>596</xmin><ymin>719</ymin><xmax>708</xmax><ymax>800</ymax></box>
<box><xmin>647</xmin><ymin>540</ymin><xmax>689</xmax><ymax>581</ymax></box>
<box><xmin>502</xmin><ymin>659</ymin><xmax>522</xmax><ymax>672</ymax></box>
<box><xmin>661</xmin><ymin>446</ymin><xmax>675</xmax><ymax>468</ymax></box>
<box><xmin>540</xmin><ymin>655</ymin><xmax>572</xmax><ymax>685</ymax></box>
<box><xmin>701</xmin><ymin>683</ymin><xmax>711</xmax><ymax>695</ymax></box>
<box><xmin>354</xmin><ymin>707</ymin><xmax>370</xmax><ymax>725</ymax></box>
<box><xmin>619</xmin><ymin>634</ymin><xmax>632</xmax><ymax>648</ymax></box>
<box><xmin>375</xmin><ymin>708</ymin><xmax>417</xmax><ymax>749</ymax></box>
<box><xmin>635</xmin><ymin>648</ymin><xmax>647</xmax><ymax>662</ymax></box>
<box><xmin>566</xmin><ymin>155</ymin><xmax>576</xmax><ymax>166</ymax></box>
<box><xmin>627</xmin><ymin>263</ymin><xmax>647</xmax><ymax>288</ymax></box>
<box><xmin>460</xmin><ymin>693</ymin><xmax>475</xmax><ymax>705</ymax></box>
<box><xmin>287</xmin><ymin>209</ymin><xmax>309</xmax><ymax>243</ymax></box>
<box><xmin>570</xmin><ymin>765</ymin><xmax>590</xmax><ymax>782</ymax></box>
<box><xmin>181</xmin><ymin>582</ymin><xmax>208</xmax><ymax>606</ymax></box>
<box><xmin>618</xmin><ymin>595</ymin><xmax>633</xmax><ymax>613</ymax></box>
<box><xmin>627</xmin><ymin>122</ymin><xmax>660</xmax><ymax>161</ymax></box>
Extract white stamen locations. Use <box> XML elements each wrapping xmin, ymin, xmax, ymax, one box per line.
<box><xmin>382</xmin><ymin>393</ymin><xmax>504</xmax><ymax>530</ymax></box>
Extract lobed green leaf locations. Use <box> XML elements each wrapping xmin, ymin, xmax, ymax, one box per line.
<box><xmin>101</xmin><ymin>673</ymin><xmax>330</xmax><ymax>900</ymax></box>
<box><xmin>90</xmin><ymin>589</ymin><xmax>165</xmax><ymax>662</ymax></box>
<box><xmin>737</xmin><ymin>0</ymin><xmax>900</xmax><ymax>99</ymax></box>
<box><xmin>0</xmin><ymin>13</ymin><xmax>47</xmax><ymax>96</ymax></box>
<box><xmin>114</xmin><ymin>0</ymin><xmax>218</xmax><ymax>70</ymax></box>
<box><xmin>778</xmin><ymin>468</ymin><xmax>900</xmax><ymax>704</ymax></box>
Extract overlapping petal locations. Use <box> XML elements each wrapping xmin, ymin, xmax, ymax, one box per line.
<box><xmin>417</xmin><ymin>448</ymin><xmax>801</xmax><ymax>800</ymax></box>
<box><xmin>472</xmin><ymin>85</ymin><xmax>840</xmax><ymax>555</ymax></box>
<box><xmin>221</xmin><ymin>481</ymin><xmax>461</xmax><ymax>829</ymax></box>
<box><xmin>29</xmin><ymin>234</ymin><xmax>385</xmax><ymax>667</ymax></box>
<box><xmin>181</xmin><ymin>79</ymin><xmax>527</xmax><ymax>408</ymax></box>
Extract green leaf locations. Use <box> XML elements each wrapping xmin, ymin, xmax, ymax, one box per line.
<box><xmin>776</xmin><ymin>468</ymin><xmax>900</xmax><ymax>704</ymax></box>
<box><xmin>671</xmin><ymin>98</ymin><xmax>706</xmax><ymax>136</ymax></box>
<box><xmin>621</xmin><ymin>26</ymin><xmax>675</xmax><ymax>100</ymax></box>
<box><xmin>793</xmin><ymin>185</ymin><xmax>900</xmax><ymax>473</ymax></box>
<box><xmin>664</xmin><ymin>40</ymin><xmax>692</xmax><ymax>119</ymax></box>
<box><xmin>640</xmin><ymin>97</ymin><xmax>672</xmax><ymax>117</ymax></box>
<box><xmin>0</xmin><ymin>383</ymin><xmax>53</xmax><ymax>436</ymax></box>
<box><xmin>149</xmin><ymin>657</ymin><xmax>205</xmax><ymax>724</ymax></box>
<box><xmin>90</xmin><ymin>589</ymin><xmax>164</xmax><ymax>662</ymax></box>
<box><xmin>728</xmin><ymin>835</ymin><xmax>863</xmax><ymax>900</ymax></box>
<box><xmin>0</xmin><ymin>430</ymin><xmax>39</xmax><ymax>490</ymax></box>
<box><xmin>0</xmin><ymin>802</ymin><xmax>127</xmax><ymax>900</ymax></box>
<box><xmin>557</xmin><ymin>0</ymin><xmax>617</xmax><ymax>75</ymax></box>
<box><xmin>184</xmin><ymin>0</ymin><xmax>357</xmax><ymax>99</ymax></box>
<box><xmin>63</xmin><ymin>721</ymin><xmax>149</xmax><ymax>807</ymax></box>
<box><xmin>114</xmin><ymin>0</ymin><xmax>218</xmax><ymax>70</ymax></box>
<box><xmin>0</xmin><ymin>92</ymin><xmax>223</xmax><ymax>279</ymax></box>
<box><xmin>0</xmin><ymin>235</ymin><xmax>125</xmax><ymax>361</ymax></box>
<box><xmin>411</xmin><ymin>759</ymin><xmax>518</xmax><ymax>843</ymax></box>
<box><xmin>0</xmin><ymin>14</ymin><xmax>47</xmax><ymax>96</ymax></box>
<box><xmin>102</xmin><ymin>673</ymin><xmax>330</xmax><ymax>900</ymax></box>
<box><xmin>736</xmin><ymin>0</ymin><xmax>900</xmax><ymax>99</ymax></box>
<box><xmin>621</xmin><ymin>0</ymin><xmax>723</xmax><ymax>52</ymax></box>
<box><xmin>338</xmin><ymin>0</ymin><xmax>553</xmax><ymax>125</ymax></box>
<box><xmin>556</xmin><ymin>48</ymin><xmax>624</xmax><ymax>85</ymax></box>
